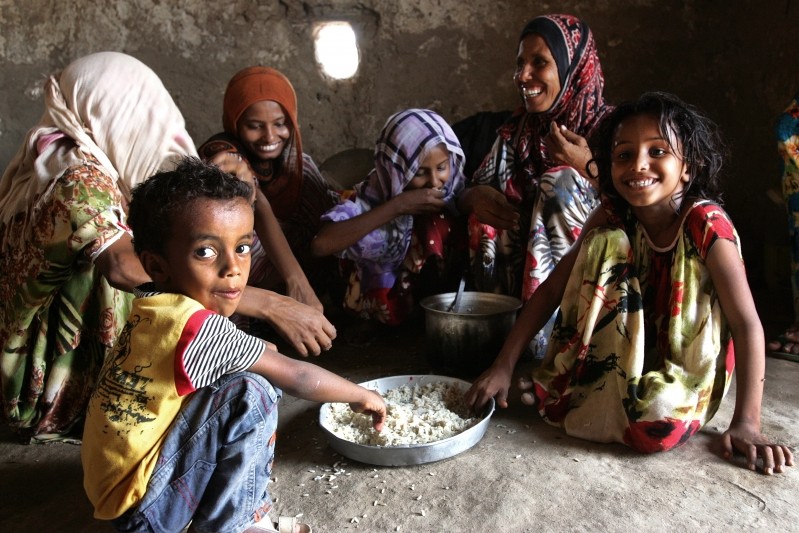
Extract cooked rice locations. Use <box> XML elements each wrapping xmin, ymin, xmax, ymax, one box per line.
<box><xmin>326</xmin><ymin>381</ymin><xmax>478</xmax><ymax>446</ymax></box>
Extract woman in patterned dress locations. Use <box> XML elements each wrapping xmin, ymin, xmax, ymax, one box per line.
<box><xmin>466</xmin><ymin>93</ymin><xmax>793</xmax><ymax>473</ymax></box>
<box><xmin>766</xmin><ymin>92</ymin><xmax>799</xmax><ymax>361</ymax></box>
<box><xmin>0</xmin><ymin>52</ymin><xmax>196</xmax><ymax>442</ymax></box>
<box><xmin>457</xmin><ymin>13</ymin><xmax>613</xmax><ymax>357</ymax></box>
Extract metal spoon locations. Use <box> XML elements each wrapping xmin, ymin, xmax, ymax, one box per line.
<box><xmin>447</xmin><ymin>276</ymin><xmax>466</xmax><ymax>313</ymax></box>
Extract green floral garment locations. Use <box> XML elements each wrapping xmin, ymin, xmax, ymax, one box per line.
<box><xmin>776</xmin><ymin>93</ymin><xmax>799</xmax><ymax>319</ymax></box>
<box><xmin>533</xmin><ymin>201</ymin><xmax>737</xmax><ymax>452</ymax></box>
<box><xmin>0</xmin><ymin>162</ymin><xmax>133</xmax><ymax>442</ymax></box>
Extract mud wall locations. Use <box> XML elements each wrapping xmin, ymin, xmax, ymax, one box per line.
<box><xmin>1</xmin><ymin>0</ymin><xmax>796</xmax><ymax>286</ymax></box>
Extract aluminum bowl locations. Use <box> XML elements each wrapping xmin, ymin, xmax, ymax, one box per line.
<box><xmin>319</xmin><ymin>375</ymin><xmax>495</xmax><ymax>466</ymax></box>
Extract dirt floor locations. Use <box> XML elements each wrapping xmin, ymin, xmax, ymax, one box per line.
<box><xmin>0</xmin><ymin>291</ymin><xmax>797</xmax><ymax>533</ymax></box>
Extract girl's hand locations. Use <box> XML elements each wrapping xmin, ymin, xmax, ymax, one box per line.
<box><xmin>721</xmin><ymin>420</ymin><xmax>794</xmax><ymax>474</ymax></box>
<box><xmin>208</xmin><ymin>151</ymin><xmax>257</xmax><ymax>201</ymax></box>
<box><xmin>392</xmin><ymin>187</ymin><xmax>447</xmax><ymax>216</ymax></box>
<box><xmin>466</xmin><ymin>185</ymin><xmax>520</xmax><ymax>230</ymax></box>
<box><xmin>350</xmin><ymin>390</ymin><xmax>387</xmax><ymax>431</ymax></box>
<box><xmin>464</xmin><ymin>362</ymin><xmax>514</xmax><ymax>411</ymax></box>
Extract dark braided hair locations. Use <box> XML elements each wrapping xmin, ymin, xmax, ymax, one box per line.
<box><xmin>589</xmin><ymin>91</ymin><xmax>727</xmax><ymax>219</ymax></box>
<box><xmin>128</xmin><ymin>156</ymin><xmax>253</xmax><ymax>256</ymax></box>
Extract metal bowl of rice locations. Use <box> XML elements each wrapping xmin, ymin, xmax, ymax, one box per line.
<box><xmin>318</xmin><ymin>374</ymin><xmax>495</xmax><ymax>466</ymax></box>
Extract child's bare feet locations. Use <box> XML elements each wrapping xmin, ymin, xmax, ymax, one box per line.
<box><xmin>767</xmin><ymin>324</ymin><xmax>799</xmax><ymax>361</ymax></box>
<box><xmin>519</xmin><ymin>376</ymin><xmax>535</xmax><ymax>406</ymax></box>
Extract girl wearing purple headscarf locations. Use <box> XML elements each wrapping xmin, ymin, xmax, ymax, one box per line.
<box><xmin>311</xmin><ymin>109</ymin><xmax>466</xmax><ymax>326</ymax></box>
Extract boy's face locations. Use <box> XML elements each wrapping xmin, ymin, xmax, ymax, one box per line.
<box><xmin>146</xmin><ymin>197</ymin><xmax>254</xmax><ymax>316</ymax></box>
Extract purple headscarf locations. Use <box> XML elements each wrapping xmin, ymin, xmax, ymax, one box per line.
<box><xmin>321</xmin><ymin>108</ymin><xmax>465</xmax><ymax>290</ymax></box>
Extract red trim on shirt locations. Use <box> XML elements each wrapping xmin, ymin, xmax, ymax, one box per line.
<box><xmin>174</xmin><ymin>308</ymin><xmax>216</xmax><ymax>396</ymax></box>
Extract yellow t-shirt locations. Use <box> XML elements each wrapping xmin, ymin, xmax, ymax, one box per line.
<box><xmin>81</xmin><ymin>291</ymin><xmax>262</xmax><ymax>519</ymax></box>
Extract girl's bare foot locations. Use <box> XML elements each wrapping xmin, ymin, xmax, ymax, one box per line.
<box><xmin>767</xmin><ymin>325</ymin><xmax>799</xmax><ymax>355</ymax></box>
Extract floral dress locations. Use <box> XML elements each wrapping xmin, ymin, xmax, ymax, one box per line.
<box><xmin>0</xmin><ymin>162</ymin><xmax>132</xmax><ymax>441</ymax></box>
<box><xmin>340</xmin><ymin>212</ymin><xmax>465</xmax><ymax>325</ymax></box>
<box><xmin>533</xmin><ymin>200</ymin><xmax>737</xmax><ymax>452</ymax></box>
<box><xmin>322</xmin><ymin>108</ymin><xmax>467</xmax><ymax>326</ymax></box>
<box><xmin>776</xmin><ymin>93</ymin><xmax>799</xmax><ymax>320</ymax></box>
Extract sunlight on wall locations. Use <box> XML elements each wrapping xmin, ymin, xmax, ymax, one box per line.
<box><xmin>314</xmin><ymin>22</ymin><xmax>359</xmax><ymax>80</ymax></box>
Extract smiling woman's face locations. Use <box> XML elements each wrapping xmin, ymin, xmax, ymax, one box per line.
<box><xmin>513</xmin><ymin>33</ymin><xmax>561</xmax><ymax>114</ymax></box>
<box><xmin>236</xmin><ymin>100</ymin><xmax>291</xmax><ymax>162</ymax></box>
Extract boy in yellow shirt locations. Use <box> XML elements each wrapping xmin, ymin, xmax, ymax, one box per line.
<box><xmin>82</xmin><ymin>157</ymin><xmax>385</xmax><ymax>532</ymax></box>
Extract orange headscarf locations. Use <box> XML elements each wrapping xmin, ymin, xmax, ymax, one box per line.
<box><xmin>221</xmin><ymin>66</ymin><xmax>304</xmax><ymax>219</ymax></box>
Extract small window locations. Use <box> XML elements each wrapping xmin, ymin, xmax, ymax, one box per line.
<box><xmin>314</xmin><ymin>21</ymin><xmax>359</xmax><ymax>80</ymax></box>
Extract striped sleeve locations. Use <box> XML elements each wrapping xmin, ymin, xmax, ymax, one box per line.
<box><xmin>175</xmin><ymin>312</ymin><xmax>265</xmax><ymax>391</ymax></box>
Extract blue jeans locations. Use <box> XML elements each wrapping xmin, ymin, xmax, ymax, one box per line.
<box><xmin>112</xmin><ymin>372</ymin><xmax>281</xmax><ymax>533</ymax></box>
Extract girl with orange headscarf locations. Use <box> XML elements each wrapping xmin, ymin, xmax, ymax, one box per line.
<box><xmin>199</xmin><ymin>66</ymin><xmax>340</xmax><ymax>316</ymax></box>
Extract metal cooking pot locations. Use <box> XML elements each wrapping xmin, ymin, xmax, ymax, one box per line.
<box><xmin>419</xmin><ymin>292</ymin><xmax>522</xmax><ymax>377</ymax></box>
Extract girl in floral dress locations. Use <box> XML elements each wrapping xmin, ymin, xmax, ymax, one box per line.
<box><xmin>466</xmin><ymin>92</ymin><xmax>793</xmax><ymax>474</ymax></box>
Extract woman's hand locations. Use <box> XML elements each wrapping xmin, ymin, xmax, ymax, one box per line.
<box><xmin>95</xmin><ymin>233</ymin><xmax>151</xmax><ymax>292</ymax></box>
<box><xmin>208</xmin><ymin>151</ymin><xmax>257</xmax><ymax>201</ymax></box>
<box><xmin>461</xmin><ymin>185</ymin><xmax>519</xmax><ymax>230</ymax></box>
<box><xmin>544</xmin><ymin>122</ymin><xmax>595</xmax><ymax>182</ymax></box>
<box><xmin>285</xmin><ymin>274</ymin><xmax>324</xmax><ymax>312</ymax></box>
<box><xmin>264</xmin><ymin>293</ymin><xmax>336</xmax><ymax>357</ymax></box>
<box><xmin>238</xmin><ymin>286</ymin><xmax>336</xmax><ymax>357</ymax></box>
<box><xmin>464</xmin><ymin>362</ymin><xmax>515</xmax><ymax>411</ymax></box>
<box><xmin>720</xmin><ymin>420</ymin><xmax>794</xmax><ymax>474</ymax></box>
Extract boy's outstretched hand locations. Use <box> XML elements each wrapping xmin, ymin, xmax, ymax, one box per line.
<box><xmin>350</xmin><ymin>390</ymin><xmax>387</xmax><ymax>432</ymax></box>
<box><xmin>721</xmin><ymin>420</ymin><xmax>794</xmax><ymax>475</ymax></box>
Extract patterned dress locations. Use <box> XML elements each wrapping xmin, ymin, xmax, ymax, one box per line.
<box><xmin>467</xmin><ymin>14</ymin><xmax>611</xmax><ymax>356</ymax></box>
<box><xmin>339</xmin><ymin>211</ymin><xmax>465</xmax><ymax>325</ymax></box>
<box><xmin>776</xmin><ymin>93</ymin><xmax>799</xmax><ymax>320</ymax></box>
<box><xmin>322</xmin><ymin>109</ymin><xmax>467</xmax><ymax>325</ymax></box>
<box><xmin>0</xmin><ymin>162</ymin><xmax>132</xmax><ymax>441</ymax></box>
<box><xmin>533</xmin><ymin>200</ymin><xmax>737</xmax><ymax>452</ymax></box>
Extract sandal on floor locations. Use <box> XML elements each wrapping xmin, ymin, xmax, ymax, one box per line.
<box><xmin>277</xmin><ymin>516</ymin><xmax>312</xmax><ymax>533</ymax></box>
<box><xmin>768</xmin><ymin>349</ymin><xmax>799</xmax><ymax>363</ymax></box>
<box><xmin>246</xmin><ymin>516</ymin><xmax>312</xmax><ymax>533</ymax></box>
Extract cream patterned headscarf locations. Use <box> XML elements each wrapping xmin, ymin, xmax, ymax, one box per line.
<box><xmin>0</xmin><ymin>51</ymin><xmax>196</xmax><ymax>238</ymax></box>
